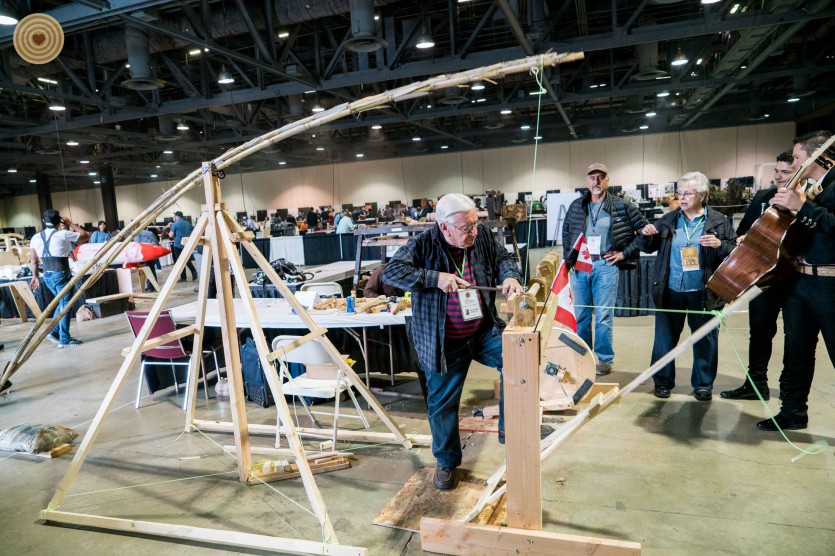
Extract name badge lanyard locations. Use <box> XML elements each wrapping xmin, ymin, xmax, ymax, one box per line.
<box><xmin>589</xmin><ymin>202</ymin><xmax>605</xmax><ymax>233</ymax></box>
<box><xmin>682</xmin><ymin>215</ymin><xmax>705</xmax><ymax>246</ymax></box>
<box><xmin>448</xmin><ymin>249</ymin><xmax>482</xmax><ymax>320</ymax></box>
<box><xmin>448</xmin><ymin>248</ymin><xmax>468</xmax><ymax>280</ymax></box>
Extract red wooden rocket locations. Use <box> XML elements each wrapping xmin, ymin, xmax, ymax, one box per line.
<box><xmin>74</xmin><ymin>242</ymin><xmax>171</xmax><ymax>267</ymax></box>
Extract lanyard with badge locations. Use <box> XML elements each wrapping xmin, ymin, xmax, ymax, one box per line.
<box><xmin>586</xmin><ymin>202</ymin><xmax>605</xmax><ymax>256</ymax></box>
<box><xmin>680</xmin><ymin>215</ymin><xmax>704</xmax><ymax>272</ymax></box>
<box><xmin>448</xmin><ymin>249</ymin><xmax>483</xmax><ymax>321</ymax></box>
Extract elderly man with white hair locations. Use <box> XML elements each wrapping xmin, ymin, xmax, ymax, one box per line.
<box><xmin>383</xmin><ymin>193</ymin><xmax>523</xmax><ymax>491</ymax></box>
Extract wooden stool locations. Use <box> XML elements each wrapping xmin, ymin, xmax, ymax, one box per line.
<box><xmin>0</xmin><ymin>280</ymin><xmax>42</xmax><ymax>322</ymax></box>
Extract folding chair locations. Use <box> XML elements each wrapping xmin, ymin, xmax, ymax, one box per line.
<box><xmin>300</xmin><ymin>281</ymin><xmax>343</xmax><ymax>298</ymax></box>
<box><xmin>271</xmin><ymin>335</ymin><xmax>369</xmax><ymax>446</ymax></box>
<box><xmin>126</xmin><ymin>310</ymin><xmax>218</xmax><ymax>409</ymax></box>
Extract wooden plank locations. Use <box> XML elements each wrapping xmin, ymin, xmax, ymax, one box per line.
<box><xmin>578</xmin><ymin>383</ymin><xmax>619</xmax><ymax>404</ymax></box>
<box><xmin>193</xmin><ymin>419</ymin><xmax>432</xmax><ymax>446</ymax></box>
<box><xmin>34</xmin><ymin>443</ymin><xmax>72</xmax><ymax>459</ymax></box>
<box><xmin>40</xmin><ymin>511</ymin><xmax>367</xmax><ymax>556</ymax></box>
<box><xmin>247</xmin><ymin>456</ymin><xmax>351</xmax><ymax>485</ymax></box>
<box><xmin>419</xmin><ymin>518</ymin><xmax>641</xmax><ymax>556</ymax></box>
<box><xmin>502</xmin><ymin>329</ymin><xmax>542</xmax><ymax>530</ymax></box>
<box><xmin>140</xmin><ymin>325</ymin><xmax>198</xmax><ymax>352</ymax></box>
<box><xmin>86</xmin><ymin>292</ymin><xmax>132</xmax><ymax>304</ymax></box>
<box><xmin>184</xmin><ymin>243</ymin><xmax>215</xmax><ymax>426</ymax></box>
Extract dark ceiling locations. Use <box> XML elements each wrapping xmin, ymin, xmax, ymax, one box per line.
<box><xmin>0</xmin><ymin>0</ymin><xmax>833</xmax><ymax>197</ymax></box>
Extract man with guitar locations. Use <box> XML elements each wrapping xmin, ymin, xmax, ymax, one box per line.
<box><xmin>720</xmin><ymin>151</ymin><xmax>794</xmax><ymax>401</ymax></box>
<box><xmin>758</xmin><ymin>130</ymin><xmax>835</xmax><ymax>431</ymax></box>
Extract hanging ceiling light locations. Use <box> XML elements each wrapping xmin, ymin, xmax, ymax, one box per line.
<box><xmin>311</xmin><ymin>101</ymin><xmax>325</xmax><ymax>113</ymax></box>
<box><xmin>671</xmin><ymin>49</ymin><xmax>688</xmax><ymax>67</ymax></box>
<box><xmin>0</xmin><ymin>3</ymin><xmax>18</xmax><ymax>26</ymax></box>
<box><xmin>217</xmin><ymin>66</ymin><xmax>234</xmax><ymax>85</ymax></box>
<box><xmin>471</xmin><ymin>81</ymin><xmax>485</xmax><ymax>91</ymax></box>
<box><xmin>48</xmin><ymin>102</ymin><xmax>66</xmax><ymax>112</ymax></box>
<box><xmin>7</xmin><ymin>167</ymin><xmax>17</xmax><ymax>173</ymax></box>
<box><xmin>176</xmin><ymin>120</ymin><xmax>189</xmax><ymax>130</ymax></box>
<box><xmin>415</xmin><ymin>18</ymin><xmax>434</xmax><ymax>49</ymax></box>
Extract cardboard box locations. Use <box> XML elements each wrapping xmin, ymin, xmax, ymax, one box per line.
<box><xmin>305</xmin><ymin>363</ymin><xmax>339</xmax><ymax>380</ymax></box>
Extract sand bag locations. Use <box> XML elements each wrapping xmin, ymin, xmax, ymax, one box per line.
<box><xmin>0</xmin><ymin>424</ymin><xmax>78</xmax><ymax>454</ymax></box>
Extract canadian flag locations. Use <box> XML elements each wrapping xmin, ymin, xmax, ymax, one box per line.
<box><xmin>571</xmin><ymin>233</ymin><xmax>594</xmax><ymax>273</ymax></box>
<box><xmin>551</xmin><ymin>260</ymin><xmax>577</xmax><ymax>332</ymax></box>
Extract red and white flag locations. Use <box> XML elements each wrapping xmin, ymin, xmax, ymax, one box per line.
<box><xmin>572</xmin><ymin>233</ymin><xmax>594</xmax><ymax>273</ymax></box>
<box><xmin>551</xmin><ymin>260</ymin><xmax>577</xmax><ymax>332</ymax></box>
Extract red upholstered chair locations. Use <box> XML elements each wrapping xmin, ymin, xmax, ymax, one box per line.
<box><xmin>126</xmin><ymin>310</ymin><xmax>215</xmax><ymax>409</ymax></box>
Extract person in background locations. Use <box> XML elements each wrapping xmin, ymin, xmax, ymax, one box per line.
<box><xmin>168</xmin><ymin>211</ymin><xmax>198</xmax><ymax>283</ymax></box>
<box><xmin>336</xmin><ymin>211</ymin><xmax>356</xmax><ymax>234</ymax></box>
<box><xmin>419</xmin><ymin>198</ymin><xmax>434</xmax><ymax>219</ymax></box>
<box><xmin>306</xmin><ymin>208</ymin><xmax>320</xmax><ymax>231</ymax></box>
<box><xmin>244</xmin><ymin>214</ymin><xmax>259</xmax><ymax>232</ymax></box>
<box><xmin>333</xmin><ymin>210</ymin><xmax>345</xmax><ymax>229</ymax></box>
<box><xmin>640</xmin><ymin>171</ymin><xmax>736</xmax><ymax>401</ymax></box>
<box><xmin>720</xmin><ymin>151</ymin><xmax>794</xmax><ymax>401</ymax></box>
<box><xmin>383</xmin><ymin>193</ymin><xmax>524</xmax><ymax>491</ymax></box>
<box><xmin>757</xmin><ymin>130</ymin><xmax>835</xmax><ymax>431</ymax></box>
<box><xmin>135</xmin><ymin>226</ymin><xmax>161</xmax><ymax>293</ymax></box>
<box><xmin>29</xmin><ymin>209</ymin><xmax>90</xmax><ymax>348</ymax></box>
<box><xmin>89</xmin><ymin>221</ymin><xmax>111</xmax><ymax>243</ymax></box>
<box><xmin>362</xmin><ymin>266</ymin><xmax>403</xmax><ymax>298</ymax></box>
<box><xmin>562</xmin><ymin>163</ymin><xmax>647</xmax><ymax>376</ymax></box>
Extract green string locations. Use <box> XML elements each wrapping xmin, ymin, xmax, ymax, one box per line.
<box><xmin>522</xmin><ymin>57</ymin><xmax>546</xmax><ymax>284</ymax></box>
<box><xmin>724</xmin><ymin>331</ymin><xmax>828</xmax><ymax>461</ymax></box>
<box><xmin>573</xmin><ymin>303</ymin><xmax>719</xmax><ymax>316</ymax></box>
<box><xmin>66</xmin><ymin>470</ymin><xmax>237</xmax><ymax>498</ymax></box>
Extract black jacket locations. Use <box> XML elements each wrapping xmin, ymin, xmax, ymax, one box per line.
<box><xmin>795</xmin><ymin>169</ymin><xmax>835</xmax><ymax>265</ymax></box>
<box><xmin>641</xmin><ymin>206</ymin><xmax>737</xmax><ymax>310</ymax></box>
<box><xmin>562</xmin><ymin>191</ymin><xmax>647</xmax><ymax>270</ymax></box>
<box><xmin>736</xmin><ymin>187</ymin><xmax>778</xmax><ymax>236</ymax></box>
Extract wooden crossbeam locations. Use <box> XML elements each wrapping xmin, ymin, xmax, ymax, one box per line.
<box><xmin>120</xmin><ymin>325</ymin><xmax>199</xmax><ymax>357</ymax></box>
<box><xmin>265</xmin><ymin>327</ymin><xmax>328</xmax><ymax>362</ymax></box>
<box><xmin>420</xmin><ymin>518</ymin><xmax>641</xmax><ymax>556</ymax></box>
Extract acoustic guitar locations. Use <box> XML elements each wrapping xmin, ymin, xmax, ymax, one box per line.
<box><xmin>707</xmin><ymin>135</ymin><xmax>835</xmax><ymax>303</ymax></box>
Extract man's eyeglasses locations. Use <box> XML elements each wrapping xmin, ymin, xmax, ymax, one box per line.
<box><xmin>675</xmin><ymin>191</ymin><xmax>698</xmax><ymax>199</ymax></box>
<box><xmin>448</xmin><ymin>222</ymin><xmax>478</xmax><ymax>235</ymax></box>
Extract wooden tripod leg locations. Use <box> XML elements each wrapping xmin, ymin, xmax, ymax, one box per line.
<box><xmin>217</xmin><ymin>212</ymin><xmax>338</xmax><ymax>544</ymax></box>
<box><xmin>236</xmin><ymin>223</ymin><xmax>411</xmax><ymax>448</ymax></box>
<box><xmin>44</xmin><ymin>213</ymin><xmax>210</xmax><ymax>511</ymax></box>
<box><xmin>203</xmin><ymin>168</ymin><xmax>252</xmax><ymax>482</ymax></box>
<box><xmin>184</xmin><ymin>244</ymin><xmax>214</xmax><ymax>427</ymax></box>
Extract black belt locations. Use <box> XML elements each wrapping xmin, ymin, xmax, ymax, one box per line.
<box><xmin>589</xmin><ymin>255</ymin><xmax>602</xmax><ymax>261</ymax></box>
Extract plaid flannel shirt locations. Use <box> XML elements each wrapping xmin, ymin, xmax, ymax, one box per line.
<box><xmin>382</xmin><ymin>223</ymin><xmax>521</xmax><ymax>374</ymax></box>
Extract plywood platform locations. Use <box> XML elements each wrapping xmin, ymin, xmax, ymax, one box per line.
<box><xmin>373</xmin><ymin>467</ymin><xmax>506</xmax><ymax>532</ymax></box>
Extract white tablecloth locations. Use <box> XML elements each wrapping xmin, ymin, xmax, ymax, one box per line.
<box><xmin>170</xmin><ymin>297</ymin><xmax>408</xmax><ymax>329</ymax></box>
<box><xmin>269</xmin><ymin>236</ymin><xmax>305</xmax><ymax>265</ymax></box>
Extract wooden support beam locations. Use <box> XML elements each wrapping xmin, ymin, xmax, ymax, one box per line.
<box><xmin>266</xmin><ymin>327</ymin><xmax>328</xmax><ymax>362</ymax></box>
<box><xmin>41</xmin><ymin>511</ymin><xmax>367</xmax><ymax>556</ymax></box>
<box><xmin>120</xmin><ymin>325</ymin><xmax>199</xmax><ymax>357</ymax></box>
<box><xmin>420</xmin><ymin>518</ymin><xmax>641</xmax><ymax>556</ymax></box>
<box><xmin>502</xmin><ymin>329</ymin><xmax>542</xmax><ymax>530</ymax></box>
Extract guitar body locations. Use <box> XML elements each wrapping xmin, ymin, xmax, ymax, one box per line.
<box><xmin>707</xmin><ymin>206</ymin><xmax>806</xmax><ymax>303</ymax></box>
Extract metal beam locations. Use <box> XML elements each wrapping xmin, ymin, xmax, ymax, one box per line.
<box><xmin>459</xmin><ymin>1</ymin><xmax>500</xmax><ymax>60</ymax></box>
<box><xmin>231</xmin><ymin>0</ymin><xmax>274</xmax><ymax>64</ymax></box>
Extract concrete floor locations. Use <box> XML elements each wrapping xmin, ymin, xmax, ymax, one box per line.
<box><xmin>1</xmin><ymin>259</ymin><xmax>833</xmax><ymax>556</ymax></box>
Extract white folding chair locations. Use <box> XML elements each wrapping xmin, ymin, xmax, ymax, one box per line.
<box><xmin>300</xmin><ymin>281</ymin><xmax>343</xmax><ymax>298</ymax></box>
<box><xmin>271</xmin><ymin>335</ymin><xmax>369</xmax><ymax>447</ymax></box>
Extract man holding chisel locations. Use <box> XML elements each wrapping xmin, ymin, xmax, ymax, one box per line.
<box><xmin>384</xmin><ymin>193</ymin><xmax>524</xmax><ymax>490</ymax></box>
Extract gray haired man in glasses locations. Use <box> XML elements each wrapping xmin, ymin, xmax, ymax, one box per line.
<box><xmin>384</xmin><ymin>193</ymin><xmax>523</xmax><ymax>491</ymax></box>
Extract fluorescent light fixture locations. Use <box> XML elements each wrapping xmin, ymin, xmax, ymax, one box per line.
<box><xmin>476</xmin><ymin>98</ymin><xmax>486</xmax><ymax>102</ymax></box>
<box><xmin>29</xmin><ymin>179</ymin><xmax>37</xmax><ymax>183</ymax></box>
<box><xmin>311</xmin><ymin>103</ymin><xmax>325</xmax><ymax>112</ymax></box>
<box><xmin>426</xmin><ymin>104</ymin><xmax>432</xmax><ymax>108</ymax></box>
<box><xmin>177</xmin><ymin>122</ymin><xmax>189</xmax><ymax>130</ymax></box>
<box><xmin>156</xmin><ymin>165</ymin><xmax>161</xmax><ymax>168</ymax></box>
<box><xmin>278</xmin><ymin>161</ymin><xmax>287</xmax><ymax>165</ymax></box>
<box><xmin>646</xmin><ymin>111</ymin><xmax>657</xmax><ymax>117</ymax></box>
<box><xmin>534</xmin><ymin>135</ymin><xmax>543</xmax><ymax>140</ymax></box>
<box><xmin>37</xmin><ymin>77</ymin><xmax>58</xmax><ymax>85</ymax></box>
<box><xmin>696</xmin><ymin>58</ymin><xmax>704</xmax><ymax>65</ymax></box>
<box><xmin>590</xmin><ymin>84</ymin><xmax>598</xmax><ymax>89</ymax></box>
<box><xmin>657</xmin><ymin>91</ymin><xmax>670</xmax><ymax>97</ymax></box>
<box><xmin>7</xmin><ymin>167</ymin><xmax>16</xmax><ymax>173</ymax></box>
<box><xmin>188</xmin><ymin>49</ymin><xmax>201</xmax><ymax>56</ymax></box>
<box><xmin>655</xmin><ymin>75</ymin><xmax>670</xmax><ymax>80</ymax></box>
<box><xmin>671</xmin><ymin>50</ymin><xmax>688</xmax><ymax>67</ymax></box>
<box><xmin>374</xmin><ymin>14</ymin><xmax>379</xmax><ymax>21</ymax></box>
<box><xmin>356</xmin><ymin>153</ymin><xmax>364</xmax><ymax>158</ymax></box>
<box><xmin>764</xmin><ymin>113</ymin><xmax>770</xmax><ymax>118</ymax></box>
<box><xmin>730</xmin><ymin>3</ymin><xmax>740</xmax><ymax>13</ymax></box>
<box><xmin>48</xmin><ymin>103</ymin><xmax>66</xmax><ymax>111</ymax></box>
<box><xmin>740</xmin><ymin>65</ymin><xmax>747</xmax><ymax>69</ymax></box>
<box><xmin>0</xmin><ymin>5</ymin><xmax>17</xmax><ymax>26</ymax></box>
<box><xmin>316</xmin><ymin>146</ymin><xmax>325</xmax><ymax>151</ymax></box>
<box><xmin>500</xmin><ymin>109</ymin><xmax>512</xmax><ymax>115</ymax></box>
<box><xmin>93</xmin><ymin>180</ymin><xmax>101</xmax><ymax>184</ymax></box>
<box><xmin>640</xmin><ymin>125</ymin><xmax>649</xmax><ymax>130</ymax></box>
<box><xmin>787</xmin><ymin>97</ymin><xmax>800</xmax><ymax>103</ymax></box>
<box><xmin>163</xmin><ymin>149</ymin><xmax>173</xmax><ymax>154</ymax></box>
<box><xmin>701</xmin><ymin>0</ymin><xmax>721</xmax><ymax>3</ymax></box>
<box><xmin>371</xmin><ymin>124</ymin><xmax>382</xmax><ymax>130</ymax></box>
<box><xmin>304</xmin><ymin>90</ymin><xmax>316</xmax><ymax>94</ymax></box>
<box><xmin>150</xmin><ymin>174</ymin><xmax>158</xmax><ymax>178</ymax></box>
<box><xmin>412</xmin><ymin>136</ymin><xmax>421</xmax><ymax>141</ymax></box>
<box><xmin>441</xmin><ymin>145</ymin><xmax>449</xmax><ymax>149</ymax></box>
<box><xmin>471</xmin><ymin>81</ymin><xmax>485</xmax><ymax>91</ymax></box>
<box><xmin>125</xmin><ymin>63</ymin><xmax>130</xmax><ymax>68</ymax></box>
<box><xmin>520</xmin><ymin>124</ymin><xmax>531</xmax><ymax>130</ymax></box>
<box><xmin>66</xmin><ymin>140</ymin><xmax>79</xmax><ymax>146</ymax></box>
<box><xmin>277</xmin><ymin>30</ymin><xmax>290</xmax><ymax>39</ymax></box>
<box><xmin>79</xmin><ymin>160</ymin><xmax>90</xmax><ymax>164</ymax></box>
<box><xmin>88</xmin><ymin>171</ymin><xmax>97</xmax><ymax>176</ymax></box>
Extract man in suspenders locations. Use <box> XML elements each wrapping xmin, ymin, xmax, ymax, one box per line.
<box><xmin>29</xmin><ymin>209</ymin><xmax>90</xmax><ymax>348</ymax></box>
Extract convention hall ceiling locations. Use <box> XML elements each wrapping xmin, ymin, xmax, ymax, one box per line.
<box><xmin>0</xmin><ymin>0</ymin><xmax>832</xmax><ymax>196</ymax></box>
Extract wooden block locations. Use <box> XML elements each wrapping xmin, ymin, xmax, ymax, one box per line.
<box><xmin>35</xmin><ymin>443</ymin><xmax>72</xmax><ymax>459</ymax></box>
<box><xmin>503</xmin><ymin>330</ymin><xmax>542</xmax><ymax>530</ymax></box>
<box><xmin>494</xmin><ymin>379</ymin><xmax>501</xmax><ymax>400</ymax></box>
<box><xmin>458</xmin><ymin>417</ymin><xmax>499</xmax><ymax>433</ymax></box>
<box><xmin>420</xmin><ymin>517</ymin><xmax>642</xmax><ymax>556</ymax></box>
<box><xmin>578</xmin><ymin>383</ymin><xmax>619</xmax><ymax>404</ymax></box>
<box><xmin>246</xmin><ymin>455</ymin><xmax>350</xmax><ymax>485</ymax></box>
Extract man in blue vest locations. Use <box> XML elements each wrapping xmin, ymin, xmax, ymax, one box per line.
<box><xmin>168</xmin><ymin>211</ymin><xmax>198</xmax><ymax>283</ymax></box>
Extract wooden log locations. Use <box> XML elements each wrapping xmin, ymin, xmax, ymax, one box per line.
<box><xmin>420</xmin><ymin>517</ymin><xmax>641</xmax><ymax>556</ymax></box>
<box><xmin>40</xmin><ymin>511</ymin><xmax>367</xmax><ymax>556</ymax></box>
<box><xmin>246</xmin><ymin>456</ymin><xmax>352</xmax><ymax>485</ymax></box>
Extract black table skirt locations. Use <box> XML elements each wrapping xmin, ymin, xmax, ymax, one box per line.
<box><xmin>616</xmin><ymin>256</ymin><xmax>656</xmax><ymax>317</ymax></box>
<box><xmin>0</xmin><ymin>270</ymin><xmax>119</xmax><ymax>319</ymax></box>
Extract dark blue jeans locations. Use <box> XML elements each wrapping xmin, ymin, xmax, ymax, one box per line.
<box><xmin>651</xmin><ymin>289</ymin><xmax>718</xmax><ymax>391</ymax></box>
<box><xmin>43</xmin><ymin>270</ymin><xmax>73</xmax><ymax>343</ymax></box>
<box><xmin>423</xmin><ymin>323</ymin><xmax>503</xmax><ymax>468</ymax></box>
<box><xmin>780</xmin><ymin>274</ymin><xmax>835</xmax><ymax>420</ymax></box>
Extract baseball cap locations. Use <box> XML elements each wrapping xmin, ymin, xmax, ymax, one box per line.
<box><xmin>587</xmin><ymin>163</ymin><xmax>608</xmax><ymax>176</ymax></box>
<box><xmin>174</xmin><ymin>210</ymin><xmax>184</xmax><ymax>217</ymax></box>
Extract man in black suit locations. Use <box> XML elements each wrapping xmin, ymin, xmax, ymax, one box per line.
<box><xmin>757</xmin><ymin>130</ymin><xmax>835</xmax><ymax>431</ymax></box>
<box><xmin>721</xmin><ymin>151</ymin><xmax>794</xmax><ymax>401</ymax></box>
